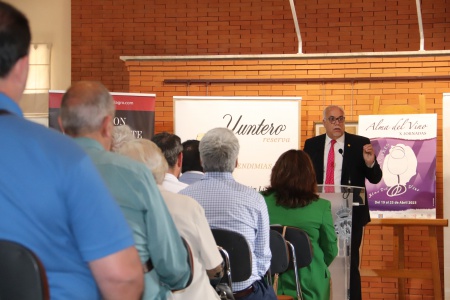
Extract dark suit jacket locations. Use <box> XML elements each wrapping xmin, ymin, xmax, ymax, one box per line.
<box><xmin>303</xmin><ymin>132</ymin><xmax>382</xmax><ymax>228</ymax></box>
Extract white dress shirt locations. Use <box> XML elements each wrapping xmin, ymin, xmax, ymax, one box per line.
<box><xmin>162</xmin><ymin>173</ymin><xmax>189</xmax><ymax>193</ymax></box>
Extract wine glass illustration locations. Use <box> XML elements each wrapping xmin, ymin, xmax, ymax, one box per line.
<box><xmin>382</xmin><ymin>144</ymin><xmax>417</xmax><ymax>197</ymax></box>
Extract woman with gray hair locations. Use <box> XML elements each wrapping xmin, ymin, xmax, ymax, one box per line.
<box><xmin>115</xmin><ymin>138</ymin><xmax>224</xmax><ymax>300</ymax></box>
<box><xmin>111</xmin><ymin>124</ymin><xmax>136</xmax><ymax>152</ymax></box>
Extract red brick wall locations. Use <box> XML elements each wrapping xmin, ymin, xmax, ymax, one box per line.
<box><xmin>124</xmin><ymin>55</ymin><xmax>450</xmax><ymax>299</ymax></box>
<box><xmin>71</xmin><ymin>0</ymin><xmax>450</xmax><ymax>92</ymax></box>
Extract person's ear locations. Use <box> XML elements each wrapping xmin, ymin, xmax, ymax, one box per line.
<box><xmin>57</xmin><ymin>116</ymin><xmax>65</xmax><ymax>134</ymax></box>
<box><xmin>5</xmin><ymin>55</ymin><xmax>29</xmax><ymax>102</ymax></box>
<box><xmin>177</xmin><ymin>152</ymin><xmax>183</xmax><ymax>168</ymax></box>
<box><xmin>15</xmin><ymin>55</ymin><xmax>29</xmax><ymax>83</ymax></box>
<box><xmin>101</xmin><ymin>115</ymin><xmax>113</xmax><ymax>138</ymax></box>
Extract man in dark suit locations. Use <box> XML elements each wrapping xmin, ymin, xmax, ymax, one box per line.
<box><xmin>303</xmin><ymin>105</ymin><xmax>382</xmax><ymax>300</ymax></box>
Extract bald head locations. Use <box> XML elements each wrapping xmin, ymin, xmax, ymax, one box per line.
<box><xmin>60</xmin><ymin>81</ymin><xmax>115</xmax><ymax>137</ymax></box>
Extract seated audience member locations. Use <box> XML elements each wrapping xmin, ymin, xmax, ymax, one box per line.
<box><xmin>179</xmin><ymin>139</ymin><xmax>205</xmax><ymax>184</ymax></box>
<box><xmin>261</xmin><ymin>150</ymin><xmax>338</xmax><ymax>300</ymax></box>
<box><xmin>115</xmin><ymin>138</ymin><xmax>224</xmax><ymax>300</ymax></box>
<box><xmin>59</xmin><ymin>81</ymin><xmax>191</xmax><ymax>300</ymax></box>
<box><xmin>0</xmin><ymin>3</ymin><xmax>143</xmax><ymax>299</ymax></box>
<box><xmin>111</xmin><ymin>124</ymin><xmax>136</xmax><ymax>152</ymax></box>
<box><xmin>180</xmin><ymin>127</ymin><xmax>277</xmax><ymax>300</ymax></box>
<box><xmin>151</xmin><ymin>132</ymin><xmax>188</xmax><ymax>193</ymax></box>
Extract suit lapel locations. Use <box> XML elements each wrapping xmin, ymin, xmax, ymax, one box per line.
<box><xmin>342</xmin><ymin>132</ymin><xmax>352</xmax><ymax>185</ymax></box>
<box><xmin>316</xmin><ymin>135</ymin><xmax>326</xmax><ymax>184</ymax></box>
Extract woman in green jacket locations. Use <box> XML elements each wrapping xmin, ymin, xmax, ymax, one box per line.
<box><xmin>262</xmin><ymin>149</ymin><xmax>338</xmax><ymax>300</ymax></box>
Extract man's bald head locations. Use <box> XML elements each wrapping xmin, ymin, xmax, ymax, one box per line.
<box><xmin>60</xmin><ymin>81</ymin><xmax>115</xmax><ymax>136</ymax></box>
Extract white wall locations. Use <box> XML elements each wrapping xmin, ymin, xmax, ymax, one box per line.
<box><xmin>7</xmin><ymin>0</ymin><xmax>71</xmax><ymax>91</ymax></box>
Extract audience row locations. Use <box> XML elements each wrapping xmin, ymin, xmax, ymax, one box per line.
<box><xmin>0</xmin><ymin>3</ymin><xmax>338</xmax><ymax>300</ymax></box>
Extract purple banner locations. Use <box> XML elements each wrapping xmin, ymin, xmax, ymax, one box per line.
<box><xmin>368</xmin><ymin>138</ymin><xmax>436</xmax><ymax>214</ymax></box>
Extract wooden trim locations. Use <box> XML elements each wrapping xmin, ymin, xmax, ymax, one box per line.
<box><xmin>361</xmin><ymin>219</ymin><xmax>448</xmax><ymax>300</ymax></box>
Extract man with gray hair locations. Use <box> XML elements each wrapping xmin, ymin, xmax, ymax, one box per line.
<box><xmin>180</xmin><ymin>127</ymin><xmax>276</xmax><ymax>300</ymax></box>
<box><xmin>304</xmin><ymin>105</ymin><xmax>382</xmax><ymax>300</ymax></box>
<box><xmin>59</xmin><ymin>81</ymin><xmax>191</xmax><ymax>300</ymax></box>
<box><xmin>151</xmin><ymin>132</ymin><xmax>188</xmax><ymax>193</ymax></box>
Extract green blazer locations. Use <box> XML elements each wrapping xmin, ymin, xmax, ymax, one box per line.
<box><xmin>264</xmin><ymin>193</ymin><xmax>338</xmax><ymax>300</ymax></box>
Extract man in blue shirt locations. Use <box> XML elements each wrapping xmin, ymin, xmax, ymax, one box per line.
<box><xmin>180</xmin><ymin>127</ymin><xmax>277</xmax><ymax>300</ymax></box>
<box><xmin>0</xmin><ymin>2</ymin><xmax>143</xmax><ymax>299</ymax></box>
<box><xmin>59</xmin><ymin>80</ymin><xmax>191</xmax><ymax>300</ymax></box>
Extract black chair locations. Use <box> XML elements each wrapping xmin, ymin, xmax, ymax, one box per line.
<box><xmin>266</xmin><ymin>229</ymin><xmax>289</xmax><ymax>286</ymax></box>
<box><xmin>211</xmin><ymin>228</ymin><xmax>252</xmax><ymax>291</ymax></box>
<box><xmin>270</xmin><ymin>226</ymin><xmax>313</xmax><ymax>300</ymax></box>
<box><xmin>0</xmin><ymin>240</ymin><xmax>50</xmax><ymax>300</ymax></box>
<box><xmin>214</xmin><ymin>246</ymin><xmax>235</xmax><ymax>300</ymax></box>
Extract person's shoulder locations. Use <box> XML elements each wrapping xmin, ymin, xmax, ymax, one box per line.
<box><xmin>101</xmin><ymin>150</ymin><xmax>153</xmax><ymax>181</ymax></box>
<box><xmin>160</xmin><ymin>188</ymin><xmax>205</xmax><ymax>214</ymax></box>
<box><xmin>165</xmin><ymin>189</ymin><xmax>201</xmax><ymax>207</ymax></box>
<box><xmin>316</xmin><ymin>197</ymin><xmax>332</xmax><ymax>208</ymax></box>
<box><xmin>233</xmin><ymin>180</ymin><xmax>260</xmax><ymax>195</ymax></box>
<box><xmin>345</xmin><ymin>132</ymin><xmax>370</xmax><ymax>143</ymax></box>
<box><xmin>13</xmin><ymin>118</ymin><xmax>89</xmax><ymax>161</ymax></box>
<box><xmin>304</xmin><ymin>133</ymin><xmax>325</xmax><ymax>146</ymax></box>
<box><xmin>235</xmin><ymin>183</ymin><xmax>267</xmax><ymax>206</ymax></box>
<box><xmin>305</xmin><ymin>134</ymin><xmax>325</xmax><ymax>142</ymax></box>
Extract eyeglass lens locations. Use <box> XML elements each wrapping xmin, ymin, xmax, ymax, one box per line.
<box><xmin>328</xmin><ymin>116</ymin><xmax>345</xmax><ymax>123</ymax></box>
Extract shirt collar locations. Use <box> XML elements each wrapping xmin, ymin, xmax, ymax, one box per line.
<box><xmin>0</xmin><ymin>93</ymin><xmax>24</xmax><ymax>117</ymax></box>
<box><xmin>325</xmin><ymin>133</ymin><xmax>345</xmax><ymax>145</ymax></box>
<box><xmin>205</xmin><ymin>172</ymin><xmax>234</xmax><ymax>180</ymax></box>
<box><xmin>165</xmin><ymin>173</ymin><xmax>179</xmax><ymax>182</ymax></box>
<box><xmin>74</xmin><ymin>137</ymin><xmax>105</xmax><ymax>151</ymax></box>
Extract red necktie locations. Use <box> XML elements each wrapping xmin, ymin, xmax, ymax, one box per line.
<box><xmin>325</xmin><ymin>139</ymin><xmax>336</xmax><ymax>185</ymax></box>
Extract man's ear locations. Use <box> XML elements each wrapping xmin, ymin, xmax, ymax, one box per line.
<box><xmin>57</xmin><ymin>116</ymin><xmax>65</xmax><ymax>134</ymax></box>
<box><xmin>101</xmin><ymin>115</ymin><xmax>113</xmax><ymax>138</ymax></box>
<box><xmin>177</xmin><ymin>152</ymin><xmax>183</xmax><ymax>168</ymax></box>
<box><xmin>15</xmin><ymin>55</ymin><xmax>29</xmax><ymax>83</ymax></box>
<box><xmin>4</xmin><ymin>55</ymin><xmax>29</xmax><ymax>102</ymax></box>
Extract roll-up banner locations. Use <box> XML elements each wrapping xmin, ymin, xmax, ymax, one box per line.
<box><xmin>48</xmin><ymin>90</ymin><xmax>156</xmax><ymax>139</ymax></box>
<box><xmin>359</xmin><ymin>114</ymin><xmax>437</xmax><ymax>218</ymax></box>
<box><xmin>173</xmin><ymin>96</ymin><xmax>301</xmax><ymax>190</ymax></box>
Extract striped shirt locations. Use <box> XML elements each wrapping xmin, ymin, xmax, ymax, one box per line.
<box><xmin>180</xmin><ymin>172</ymin><xmax>272</xmax><ymax>291</ymax></box>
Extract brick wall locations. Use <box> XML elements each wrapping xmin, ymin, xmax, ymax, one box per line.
<box><xmin>124</xmin><ymin>54</ymin><xmax>450</xmax><ymax>299</ymax></box>
<box><xmin>71</xmin><ymin>0</ymin><xmax>450</xmax><ymax>92</ymax></box>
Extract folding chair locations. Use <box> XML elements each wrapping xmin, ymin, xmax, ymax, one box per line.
<box><xmin>211</xmin><ymin>228</ymin><xmax>252</xmax><ymax>299</ymax></box>
<box><xmin>266</xmin><ymin>229</ymin><xmax>289</xmax><ymax>285</ymax></box>
<box><xmin>270</xmin><ymin>226</ymin><xmax>313</xmax><ymax>300</ymax></box>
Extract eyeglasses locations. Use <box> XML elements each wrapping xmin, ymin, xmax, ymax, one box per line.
<box><xmin>326</xmin><ymin>116</ymin><xmax>345</xmax><ymax>124</ymax></box>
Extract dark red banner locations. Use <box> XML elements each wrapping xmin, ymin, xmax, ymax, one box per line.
<box><xmin>48</xmin><ymin>90</ymin><xmax>156</xmax><ymax>139</ymax></box>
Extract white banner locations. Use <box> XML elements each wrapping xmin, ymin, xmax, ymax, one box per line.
<box><xmin>359</xmin><ymin>114</ymin><xmax>437</xmax><ymax>218</ymax></box>
<box><xmin>174</xmin><ymin>96</ymin><xmax>301</xmax><ymax>190</ymax></box>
